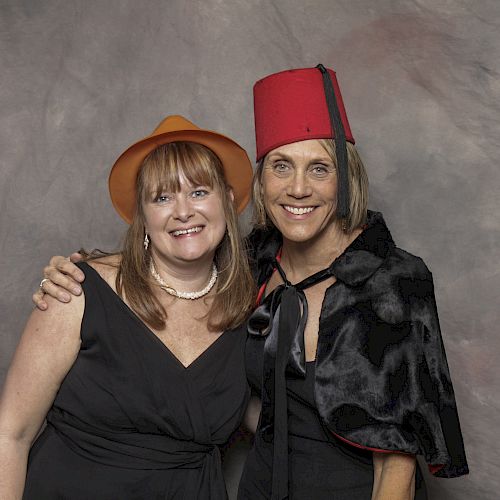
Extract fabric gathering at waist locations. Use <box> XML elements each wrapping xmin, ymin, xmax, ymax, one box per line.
<box><xmin>47</xmin><ymin>408</ymin><xmax>220</xmax><ymax>470</ymax></box>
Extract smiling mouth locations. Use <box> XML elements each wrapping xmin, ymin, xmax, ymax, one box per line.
<box><xmin>283</xmin><ymin>205</ymin><xmax>316</xmax><ymax>215</ymax></box>
<box><xmin>170</xmin><ymin>226</ymin><xmax>204</xmax><ymax>237</ymax></box>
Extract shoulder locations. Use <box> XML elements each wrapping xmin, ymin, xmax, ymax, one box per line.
<box><xmin>245</xmin><ymin>226</ymin><xmax>282</xmax><ymax>284</ymax></box>
<box><xmin>382</xmin><ymin>247</ymin><xmax>432</xmax><ymax>282</ymax></box>
<box><xmin>85</xmin><ymin>253</ymin><xmax>121</xmax><ymax>269</ymax></box>
<box><xmin>29</xmin><ymin>286</ymin><xmax>85</xmax><ymax>343</ymax></box>
<box><xmin>83</xmin><ymin>254</ymin><xmax>121</xmax><ymax>290</ymax></box>
<box><xmin>366</xmin><ymin>248</ymin><xmax>435</xmax><ymax>322</ymax></box>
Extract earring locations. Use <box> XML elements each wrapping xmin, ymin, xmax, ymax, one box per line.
<box><xmin>341</xmin><ymin>219</ymin><xmax>347</xmax><ymax>232</ymax></box>
<box><xmin>143</xmin><ymin>233</ymin><xmax>150</xmax><ymax>251</ymax></box>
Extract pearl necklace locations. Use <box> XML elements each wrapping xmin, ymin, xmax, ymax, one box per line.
<box><xmin>149</xmin><ymin>260</ymin><xmax>218</xmax><ymax>300</ymax></box>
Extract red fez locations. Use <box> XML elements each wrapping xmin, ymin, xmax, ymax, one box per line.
<box><xmin>253</xmin><ymin>67</ymin><xmax>354</xmax><ymax>161</ymax></box>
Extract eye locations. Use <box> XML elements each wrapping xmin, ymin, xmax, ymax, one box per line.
<box><xmin>310</xmin><ymin>163</ymin><xmax>334</xmax><ymax>176</ymax></box>
<box><xmin>154</xmin><ymin>193</ymin><xmax>171</xmax><ymax>203</ymax></box>
<box><xmin>191</xmin><ymin>188</ymin><xmax>209</xmax><ymax>199</ymax></box>
<box><xmin>270</xmin><ymin>160</ymin><xmax>292</xmax><ymax>175</ymax></box>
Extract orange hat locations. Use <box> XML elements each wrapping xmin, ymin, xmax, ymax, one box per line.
<box><xmin>109</xmin><ymin>115</ymin><xmax>253</xmax><ymax>223</ymax></box>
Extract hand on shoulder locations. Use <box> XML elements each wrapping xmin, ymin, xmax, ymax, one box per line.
<box><xmin>32</xmin><ymin>252</ymin><xmax>121</xmax><ymax>310</ymax></box>
<box><xmin>33</xmin><ymin>253</ymin><xmax>85</xmax><ymax>309</ymax></box>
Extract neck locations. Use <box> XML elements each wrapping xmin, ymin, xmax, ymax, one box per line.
<box><xmin>150</xmin><ymin>249</ymin><xmax>215</xmax><ymax>293</ymax></box>
<box><xmin>280</xmin><ymin>221</ymin><xmax>361</xmax><ymax>283</ymax></box>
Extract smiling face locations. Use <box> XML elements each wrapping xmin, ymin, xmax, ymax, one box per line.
<box><xmin>137</xmin><ymin>142</ymin><xmax>230</xmax><ymax>269</ymax></box>
<box><xmin>261</xmin><ymin>139</ymin><xmax>339</xmax><ymax>244</ymax></box>
<box><xmin>142</xmin><ymin>176</ymin><xmax>227</xmax><ymax>266</ymax></box>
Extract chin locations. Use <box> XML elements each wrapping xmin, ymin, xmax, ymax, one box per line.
<box><xmin>160</xmin><ymin>243</ymin><xmax>211</xmax><ymax>263</ymax></box>
<box><xmin>279</xmin><ymin>227</ymin><xmax>319</xmax><ymax>244</ymax></box>
<box><xmin>178</xmin><ymin>250</ymin><xmax>214</xmax><ymax>263</ymax></box>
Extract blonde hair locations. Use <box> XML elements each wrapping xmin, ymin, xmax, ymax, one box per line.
<box><xmin>117</xmin><ymin>142</ymin><xmax>255</xmax><ymax>331</ymax></box>
<box><xmin>252</xmin><ymin>140</ymin><xmax>369</xmax><ymax>233</ymax></box>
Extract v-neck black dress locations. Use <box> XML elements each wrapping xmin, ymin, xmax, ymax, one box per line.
<box><xmin>23</xmin><ymin>262</ymin><xmax>249</xmax><ymax>500</ymax></box>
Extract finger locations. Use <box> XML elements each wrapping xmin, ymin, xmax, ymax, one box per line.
<box><xmin>39</xmin><ymin>278</ymin><xmax>71</xmax><ymax>303</ymax></box>
<box><xmin>48</xmin><ymin>255</ymin><xmax>85</xmax><ymax>283</ymax></box>
<box><xmin>58</xmin><ymin>257</ymin><xmax>85</xmax><ymax>283</ymax></box>
<box><xmin>43</xmin><ymin>265</ymin><xmax>82</xmax><ymax>296</ymax></box>
<box><xmin>32</xmin><ymin>289</ymin><xmax>48</xmax><ymax>310</ymax></box>
<box><xmin>45</xmin><ymin>260</ymin><xmax>84</xmax><ymax>289</ymax></box>
<box><xmin>48</xmin><ymin>254</ymin><xmax>67</xmax><ymax>268</ymax></box>
<box><xmin>69</xmin><ymin>252</ymin><xmax>84</xmax><ymax>264</ymax></box>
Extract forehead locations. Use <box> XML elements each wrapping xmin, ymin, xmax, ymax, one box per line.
<box><xmin>266</xmin><ymin>139</ymin><xmax>330</xmax><ymax>161</ymax></box>
<box><xmin>141</xmin><ymin>158</ymin><xmax>219</xmax><ymax>195</ymax></box>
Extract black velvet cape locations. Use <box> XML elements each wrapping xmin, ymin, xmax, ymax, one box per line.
<box><xmin>246</xmin><ymin>211</ymin><xmax>469</xmax><ymax>478</ymax></box>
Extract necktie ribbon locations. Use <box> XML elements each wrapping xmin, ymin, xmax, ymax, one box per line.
<box><xmin>248</xmin><ymin>259</ymin><xmax>334</xmax><ymax>499</ymax></box>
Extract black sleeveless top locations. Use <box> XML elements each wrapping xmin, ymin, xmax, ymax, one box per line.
<box><xmin>24</xmin><ymin>262</ymin><xmax>249</xmax><ymax>500</ymax></box>
<box><xmin>238</xmin><ymin>334</ymin><xmax>375</xmax><ymax>500</ymax></box>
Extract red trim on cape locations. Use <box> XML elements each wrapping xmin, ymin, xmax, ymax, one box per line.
<box><xmin>255</xmin><ymin>249</ymin><xmax>282</xmax><ymax>306</ymax></box>
<box><xmin>331</xmin><ymin>430</ymin><xmax>408</xmax><ymax>455</ymax></box>
<box><xmin>428</xmin><ymin>464</ymin><xmax>446</xmax><ymax>475</ymax></box>
<box><xmin>330</xmin><ymin>431</ymin><xmax>445</xmax><ymax>474</ymax></box>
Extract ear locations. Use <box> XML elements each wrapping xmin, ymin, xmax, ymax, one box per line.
<box><xmin>228</xmin><ymin>188</ymin><xmax>235</xmax><ymax>203</ymax></box>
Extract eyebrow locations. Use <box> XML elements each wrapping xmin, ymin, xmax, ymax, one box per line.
<box><xmin>266</xmin><ymin>152</ymin><xmax>333</xmax><ymax>164</ymax></box>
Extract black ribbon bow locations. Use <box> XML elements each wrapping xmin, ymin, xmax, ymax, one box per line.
<box><xmin>248</xmin><ymin>259</ymin><xmax>334</xmax><ymax>500</ymax></box>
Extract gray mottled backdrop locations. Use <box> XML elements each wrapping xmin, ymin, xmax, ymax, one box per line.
<box><xmin>1</xmin><ymin>1</ymin><xmax>499</xmax><ymax>498</ymax></box>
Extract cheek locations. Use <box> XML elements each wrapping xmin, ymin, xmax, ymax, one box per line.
<box><xmin>261</xmin><ymin>176</ymin><xmax>279</xmax><ymax>207</ymax></box>
<box><xmin>143</xmin><ymin>206</ymin><xmax>169</xmax><ymax>230</ymax></box>
<box><xmin>319</xmin><ymin>180</ymin><xmax>338</xmax><ymax>204</ymax></box>
<box><xmin>141</xmin><ymin>206</ymin><xmax>153</xmax><ymax>229</ymax></box>
<box><xmin>206</xmin><ymin>200</ymin><xmax>227</xmax><ymax>230</ymax></box>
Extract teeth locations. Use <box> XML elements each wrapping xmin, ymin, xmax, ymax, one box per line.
<box><xmin>172</xmin><ymin>226</ymin><xmax>203</xmax><ymax>237</ymax></box>
<box><xmin>284</xmin><ymin>206</ymin><xmax>315</xmax><ymax>215</ymax></box>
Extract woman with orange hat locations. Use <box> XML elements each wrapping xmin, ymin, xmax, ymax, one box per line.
<box><xmin>0</xmin><ymin>116</ymin><xmax>255</xmax><ymax>499</ymax></box>
<box><xmin>29</xmin><ymin>65</ymin><xmax>468</xmax><ymax>499</ymax></box>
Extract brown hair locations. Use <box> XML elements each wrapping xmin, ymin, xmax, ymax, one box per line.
<box><xmin>252</xmin><ymin>140</ymin><xmax>369</xmax><ymax>233</ymax></box>
<box><xmin>116</xmin><ymin>141</ymin><xmax>256</xmax><ymax>331</ymax></box>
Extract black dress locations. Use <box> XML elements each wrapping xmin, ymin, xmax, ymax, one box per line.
<box><xmin>239</xmin><ymin>339</ymin><xmax>374</xmax><ymax>500</ymax></box>
<box><xmin>24</xmin><ymin>262</ymin><xmax>249</xmax><ymax>500</ymax></box>
<box><xmin>239</xmin><ymin>309</ymin><xmax>429</xmax><ymax>500</ymax></box>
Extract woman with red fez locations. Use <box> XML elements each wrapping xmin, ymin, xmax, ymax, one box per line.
<box><xmin>232</xmin><ymin>65</ymin><xmax>468</xmax><ymax>500</ymax></box>
<box><xmin>30</xmin><ymin>65</ymin><xmax>468</xmax><ymax>499</ymax></box>
<box><xmin>236</xmin><ymin>65</ymin><xmax>468</xmax><ymax>499</ymax></box>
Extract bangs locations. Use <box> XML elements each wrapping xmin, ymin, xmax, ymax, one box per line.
<box><xmin>139</xmin><ymin>142</ymin><xmax>225</xmax><ymax>201</ymax></box>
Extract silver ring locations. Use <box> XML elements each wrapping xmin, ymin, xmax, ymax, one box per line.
<box><xmin>39</xmin><ymin>278</ymin><xmax>50</xmax><ymax>289</ymax></box>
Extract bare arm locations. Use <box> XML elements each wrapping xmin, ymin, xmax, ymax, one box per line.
<box><xmin>371</xmin><ymin>452</ymin><xmax>416</xmax><ymax>500</ymax></box>
<box><xmin>0</xmin><ymin>294</ymin><xmax>83</xmax><ymax>498</ymax></box>
<box><xmin>32</xmin><ymin>253</ymin><xmax>85</xmax><ymax>310</ymax></box>
<box><xmin>242</xmin><ymin>395</ymin><xmax>262</xmax><ymax>434</ymax></box>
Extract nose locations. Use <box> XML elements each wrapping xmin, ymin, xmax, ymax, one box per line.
<box><xmin>172</xmin><ymin>195</ymin><xmax>195</xmax><ymax>222</ymax></box>
<box><xmin>287</xmin><ymin>170</ymin><xmax>312</xmax><ymax>198</ymax></box>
